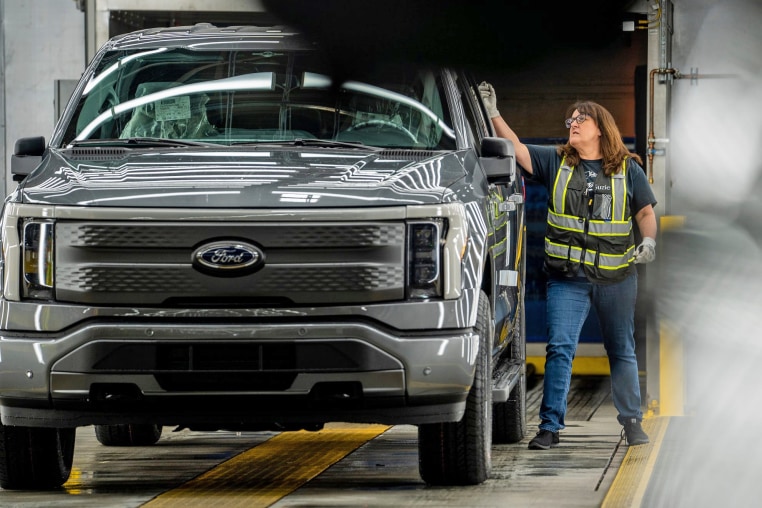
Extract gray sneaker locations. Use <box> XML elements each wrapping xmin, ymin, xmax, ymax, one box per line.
<box><xmin>528</xmin><ymin>429</ymin><xmax>560</xmax><ymax>450</ymax></box>
<box><xmin>622</xmin><ymin>418</ymin><xmax>649</xmax><ymax>446</ymax></box>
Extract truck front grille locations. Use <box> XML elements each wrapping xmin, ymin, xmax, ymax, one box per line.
<box><xmin>54</xmin><ymin>221</ymin><xmax>405</xmax><ymax>306</ymax></box>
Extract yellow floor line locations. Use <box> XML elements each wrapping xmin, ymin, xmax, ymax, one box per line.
<box><xmin>601</xmin><ymin>416</ymin><xmax>669</xmax><ymax>508</ymax></box>
<box><xmin>142</xmin><ymin>423</ymin><xmax>390</xmax><ymax>508</ymax></box>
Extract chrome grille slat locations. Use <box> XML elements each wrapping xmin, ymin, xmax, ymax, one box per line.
<box><xmin>57</xmin><ymin>223</ymin><xmax>402</xmax><ymax>248</ymax></box>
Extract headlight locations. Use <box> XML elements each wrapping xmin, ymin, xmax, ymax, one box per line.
<box><xmin>22</xmin><ymin>220</ymin><xmax>55</xmax><ymax>299</ymax></box>
<box><xmin>407</xmin><ymin>220</ymin><xmax>445</xmax><ymax>299</ymax></box>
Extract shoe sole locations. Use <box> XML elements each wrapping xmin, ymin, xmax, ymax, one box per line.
<box><xmin>528</xmin><ymin>441</ymin><xmax>559</xmax><ymax>450</ymax></box>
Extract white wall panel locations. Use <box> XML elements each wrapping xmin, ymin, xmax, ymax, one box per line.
<box><xmin>2</xmin><ymin>0</ymin><xmax>84</xmax><ymax>195</ymax></box>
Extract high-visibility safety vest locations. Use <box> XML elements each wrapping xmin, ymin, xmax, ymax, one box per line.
<box><xmin>544</xmin><ymin>156</ymin><xmax>635</xmax><ymax>283</ymax></box>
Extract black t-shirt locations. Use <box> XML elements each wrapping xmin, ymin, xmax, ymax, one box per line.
<box><xmin>524</xmin><ymin>144</ymin><xmax>657</xmax><ymax>214</ymax></box>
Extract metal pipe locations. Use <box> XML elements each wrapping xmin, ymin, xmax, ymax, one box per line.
<box><xmin>647</xmin><ymin>68</ymin><xmax>678</xmax><ymax>184</ymax></box>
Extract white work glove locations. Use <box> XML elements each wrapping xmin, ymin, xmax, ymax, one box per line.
<box><xmin>478</xmin><ymin>81</ymin><xmax>501</xmax><ymax>118</ymax></box>
<box><xmin>632</xmin><ymin>237</ymin><xmax>656</xmax><ymax>264</ymax></box>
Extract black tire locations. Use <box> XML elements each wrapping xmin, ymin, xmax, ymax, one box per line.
<box><xmin>0</xmin><ymin>423</ymin><xmax>76</xmax><ymax>490</ymax></box>
<box><xmin>418</xmin><ymin>290</ymin><xmax>492</xmax><ymax>486</ymax></box>
<box><xmin>94</xmin><ymin>423</ymin><xmax>162</xmax><ymax>446</ymax></box>
<box><xmin>492</xmin><ymin>300</ymin><xmax>527</xmax><ymax>444</ymax></box>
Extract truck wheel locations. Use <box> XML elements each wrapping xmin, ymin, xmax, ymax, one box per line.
<box><xmin>0</xmin><ymin>423</ymin><xmax>76</xmax><ymax>490</ymax></box>
<box><xmin>94</xmin><ymin>423</ymin><xmax>162</xmax><ymax>446</ymax></box>
<box><xmin>493</xmin><ymin>302</ymin><xmax>527</xmax><ymax>443</ymax></box>
<box><xmin>418</xmin><ymin>290</ymin><xmax>492</xmax><ymax>485</ymax></box>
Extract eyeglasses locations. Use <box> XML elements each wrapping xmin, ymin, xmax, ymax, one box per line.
<box><xmin>564</xmin><ymin>114</ymin><xmax>589</xmax><ymax>129</ymax></box>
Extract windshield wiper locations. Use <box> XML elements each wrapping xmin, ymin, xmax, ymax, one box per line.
<box><xmin>232</xmin><ymin>138</ymin><xmax>383</xmax><ymax>150</ymax></box>
<box><xmin>69</xmin><ymin>137</ymin><xmax>218</xmax><ymax>148</ymax></box>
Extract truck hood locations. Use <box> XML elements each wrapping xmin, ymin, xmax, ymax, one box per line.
<box><xmin>17</xmin><ymin>147</ymin><xmax>468</xmax><ymax>208</ymax></box>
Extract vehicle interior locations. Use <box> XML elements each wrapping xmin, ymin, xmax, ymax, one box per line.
<box><xmin>65</xmin><ymin>48</ymin><xmax>456</xmax><ymax>150</ymax></box>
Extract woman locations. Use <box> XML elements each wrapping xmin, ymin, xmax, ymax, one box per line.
<box><xmin>480</xmin><ymin>82</ymin><xmax>656</xmax><ymax>449</ymax></box>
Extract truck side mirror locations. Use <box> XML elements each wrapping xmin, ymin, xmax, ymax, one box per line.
<box><xmin>480</xmin><ymin>137</ymin><xmax>516</xmax><ymax>184</ymax></box>
<box><xmin>11</xmin><ymin>136</ymin><xmax>46</xmax><ymax>182</ymax></box>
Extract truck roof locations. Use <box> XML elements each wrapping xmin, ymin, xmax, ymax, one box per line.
<box><xmin>105</xmin><ymin>23</ymin><xmax>311</xmax><ymax>51</ymax></box>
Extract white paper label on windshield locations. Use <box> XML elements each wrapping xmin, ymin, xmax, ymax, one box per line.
<box><xmin>155</xmin><ymin>96</ymin><xmax>191</xmax><ymax>121</ymax></box>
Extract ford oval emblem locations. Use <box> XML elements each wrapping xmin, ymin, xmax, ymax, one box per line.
<box><xmin>192</xmin><ymin>240</ymin><xmax>265</xmax><ymax>276</ymax></box>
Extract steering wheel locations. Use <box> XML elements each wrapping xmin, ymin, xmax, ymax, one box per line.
<box><xmin>346</xmin><ymin>119</ymin><xmax>418</xmax><ymax>144</ymax></box>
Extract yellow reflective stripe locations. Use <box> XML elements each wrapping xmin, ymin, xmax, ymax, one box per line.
<box><xmin>490</xmin><ymin>236</ymin><xmax>508</xmax><ymax>257</ymax></box>
<box><xmin>545</xmin><ymin>239</ymin><xmax>582</xmax><ymax>261</ymax></box>
<box><xmin>560</xmin><ymin>174</ymin><xmax>571</xmax><ymax>214</ymax></box>
<box><xmin>552</xmin><ymin>167</ymin><xmax>563</xmax><ymax>212</ymax></box>
<box><xmin>547</xmin><ymin>209</ymin><xmax>584</xmax><ymax>232</ymax></box>
<box><xmin>623</xmin><ymin>158</ymin><xmax>628</xmax><ymax>221</ymax></box>
<box><xmin>545</xmin><ymin>239</ymin><xmax>634</xmax><ymax>269</ymax></box>
<box><xmin>549</xmin><ymin>214</ymin><xmax>631</xmax><ymax>236</ymax></box>
<box><xmin>584</xmin><ymin>248</ymin><xmax>634</xmax><ymax>270</ymax></box>
<box><xmin>613</xmin><ymin>158</ymin><xmax>628</xmax><ymax>222</ymax></box>
<box><xmin>612</xmin><ymin>173</ymin><xmax>619</xmax><ymax>222</ymax></box>
<box><xmin>587</xmin><ymin>219</ymin><xmax>632</xmax><ymax>236</ymax></box>
<box><xmin>552</xmin><ymin>155</ymin><xmax>573</xmax><ymax>214</ymax></box>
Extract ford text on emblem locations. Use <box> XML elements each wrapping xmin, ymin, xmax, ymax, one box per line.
<box><xmin>192</xmin><ymin>240</ymin><xmax>265</xmax><ymax>276</ymax></box>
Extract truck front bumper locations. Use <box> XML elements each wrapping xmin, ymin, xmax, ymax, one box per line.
<box><xmin>0</xmin><ymin>320</ymin><xmax>478</xmax><ymax>427</ymax></box>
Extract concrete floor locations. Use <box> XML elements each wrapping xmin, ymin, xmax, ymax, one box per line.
<box><xmin>1</xmin><ymin>376</ymin><xmax>643</xmax><ymax>507</ymax></box>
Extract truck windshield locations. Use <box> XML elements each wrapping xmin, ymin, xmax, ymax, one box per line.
<box><xmin>61</xmin><ymin>47</ymin><xmax>456</xmax><ymax>150</ymax></box>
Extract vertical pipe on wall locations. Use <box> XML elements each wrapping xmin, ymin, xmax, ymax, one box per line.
<box><xmin>647</xmin><ymin>67</ymin><xmax>678</xmax><ymax>184</ymax></box>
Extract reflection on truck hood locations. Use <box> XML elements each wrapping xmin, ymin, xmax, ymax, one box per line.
<box><xmin>18</xmin><ymin>147</ymin><xmax>468</xmax><ymax>207</ymax></box>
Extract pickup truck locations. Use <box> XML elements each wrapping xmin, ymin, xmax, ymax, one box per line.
<box><xmin>0</xmin><ymin>23</ymin><xmax>526</xmax><ymax>489</ymax></box>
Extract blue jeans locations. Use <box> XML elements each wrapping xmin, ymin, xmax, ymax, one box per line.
<box><xmin>539</xmin><ymin>272</ymin><xmax>643</xmax><ymax>432</ymax></box>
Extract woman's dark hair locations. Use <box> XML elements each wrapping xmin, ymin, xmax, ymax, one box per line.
<box><xmin>557</xmin><ymin>100</ymin><xmax>642</xmax><ymax>176</ymax></box>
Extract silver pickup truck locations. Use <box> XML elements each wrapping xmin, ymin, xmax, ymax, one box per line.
<box><xmin>0</xmin><ymin>24</ymin><xmax>526</xmax><ymax>490</ymax></box>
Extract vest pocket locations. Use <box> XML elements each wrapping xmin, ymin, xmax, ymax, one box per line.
<box><xmin>592</xmin><ymin>192</ymin><xmax>613</xmax><ymax>220</ymax></box>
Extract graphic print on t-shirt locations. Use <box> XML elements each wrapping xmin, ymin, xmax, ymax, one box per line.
<box><xmin>584</xmin><ymin>166</ymin><xmax>597</xmax><ymax>197</ymax></box>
